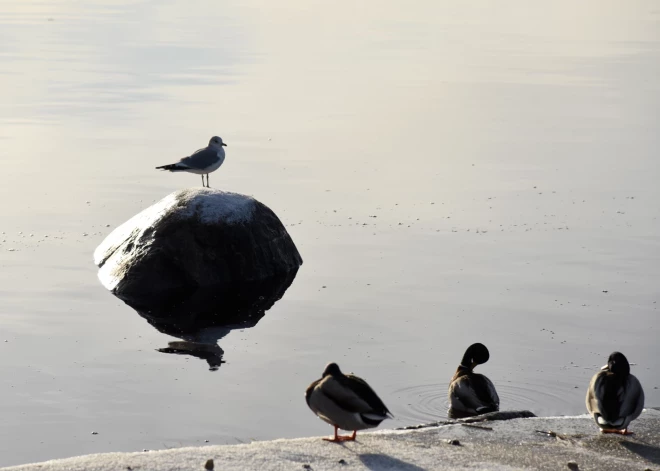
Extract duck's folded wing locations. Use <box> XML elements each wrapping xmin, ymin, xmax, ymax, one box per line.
<box><xmin>451</xmin><ymin>377</ymin><xmax>486</xmax><ymax>411</ymax></box>
<box><xmin>472</xmin><ymin>374</ymin><xmax>499</xmax><ymax>409</ymax></box>
<box><xmin>318</xmin><ymin>376</ymin><xmax>373</xmax><ymax>413</ymax></box>
<box><xmin>453</xmin><ymin>374</ymin><xmax>499</xmax><ymax>412</ymax></box>
<box><xmin>588</xmin><ymin>372</ymin><xmax>609</xmax><ymax>415</ymax></box>
<box><xmin>345</xmin><ymin>374</ymin><xmax>391</xmax><ymax>416</ymax></box>
<box><xmin>305</xmin><ymin>379</ymin><xmax>321</xmax><ymax>407</ymax></box>
<box><xmin>621</xmin><ymin>375</ymin><xmax>645</xmax><ymax>420</ymax></box>
<box><xmin>586</xmin><ymin>373</ymin><xmax>602</xmax><ymax>416</ymax></box>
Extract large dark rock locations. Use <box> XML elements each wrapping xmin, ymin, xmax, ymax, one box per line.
<box><xmin>131</xmin><ymin>270</ymin><xmax>298</xmax><ymax>335</ymax></box>
<box><xmin>94</xmin><ymin>188</ymin><xmax>302</xmax><ymax>304</ymax></box>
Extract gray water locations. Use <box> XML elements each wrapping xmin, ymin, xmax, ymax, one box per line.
<box><xmin>1</xmin><ymin>1</ymin><xmax>659</xmax><ymax>467</ymax></box>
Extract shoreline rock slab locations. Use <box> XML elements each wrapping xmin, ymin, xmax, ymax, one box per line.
<box><xmin>4</xmin><ymin>410</ymin><xmax>659</xmax><ymax>471</ymax></box>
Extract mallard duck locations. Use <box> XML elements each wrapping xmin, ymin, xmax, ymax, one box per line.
<box><xmin>448</xmin><ymin>343</ymin><xmax>499</xmax><ymax>418</ymax></box>
<box><xmin>305</xmin><ymin>363</ymin><xmax>392</xmax><ymax>442</ymax></box>
<box><xmin>586</xmin><ymin>351</ymin><xmax>644</xmax><ymax>435</ymax></box>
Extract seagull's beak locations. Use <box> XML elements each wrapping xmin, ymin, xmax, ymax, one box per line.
<box><xmin>600</xmin><ymin>364</ymin><xmax>608</xmax><ymax>370</ymax></box>
<box><xmin>222</xmin><ymin>143</ymin><xmax>227</xmax><ymax>146</ymax></box>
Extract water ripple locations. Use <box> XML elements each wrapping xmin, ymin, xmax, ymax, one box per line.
<box><xmin>392</xmin><ymin>377</ymin><xmax>578</xmax><ymax>426</ymax></box>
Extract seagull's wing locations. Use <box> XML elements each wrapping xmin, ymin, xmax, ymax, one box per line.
<box><xmin>178</xmin><ymin>147</ymin><xmax>220</xmax><ymax>170</ymax></box>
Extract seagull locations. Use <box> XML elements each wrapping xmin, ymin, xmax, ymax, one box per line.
<box><xmin>156</xmin><ymin>136</ymin><xmax>227</xmax><ymax>187</ymax></box>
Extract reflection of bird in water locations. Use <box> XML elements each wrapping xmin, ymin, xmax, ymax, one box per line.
<box><xmin>306</xmin><ymin>363</ymin><xmax>392</xmax><ymax>442</ymax></box>
<box><xmin>586</xmin><ymin>351</ymin><xmax>644</xmax><ymax>435</ymax></box>
<box><xmin>155</xmin><ymin>326</ymin><xmax>233</xmax><ymax>371</ymax></box>
<box><xmin>156</xmin><ymin>136</ymin><xmax>227</xmax><ymax>188</ymax></box>
<box><xmin>448</xmin><ymin>343</ymin><xmax>499</xmax><ymax>418</ymax></box>
<box><xmin>158</xmin><ymin>341</ymin><xmax>225</xmax><ymax>371</ymax></box>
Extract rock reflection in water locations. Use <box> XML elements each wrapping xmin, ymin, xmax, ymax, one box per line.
<box><xmin>115</xmin><ymin>269</ymin><xmax>298</xmax><ymax>370</ymax></box>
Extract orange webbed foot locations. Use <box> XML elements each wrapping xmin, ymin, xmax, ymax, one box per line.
<box><xmin>600</xmin><ymin>428</ymin><xmax>633</xmax><ymax>435</ymax></box>
<box><xmin>323</xmin><ymin>428</ymin><xmax>356</xmax><ymax>442</ymax></box>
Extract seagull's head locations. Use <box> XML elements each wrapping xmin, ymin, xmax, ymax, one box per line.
<box><xmin>209</xmin><ymin>136</ymin><xmax>227</xmax><ymax>148</ymax></box>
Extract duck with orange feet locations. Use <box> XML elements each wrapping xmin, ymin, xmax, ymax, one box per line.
<box><xmin>306</xmin><ymin>363</ymin><xmax>392</xmax><ymax>442</ymax></box>
<box><xmin>586</xmin><ymin>351</ymin><xmax>644</xmax><ymax>435</ymax></box>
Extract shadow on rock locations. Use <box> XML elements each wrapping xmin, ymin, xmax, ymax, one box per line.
<box><xmin>119</xmin><ymin>269</ymin><xmax>298</xmax><ymax>370</ymax></box>
<box><xmin>359</xmin><ymin>454</ymin><xmax>426</xmax><ymax>471</ymax></box>
<box><xmin>619</xmin><ymin>440</ymin><xmax>660</xmax><ymax>466</ymax></box>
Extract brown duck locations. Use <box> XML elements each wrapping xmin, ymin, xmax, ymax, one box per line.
<box><xmin>586</xmin><ymin>351</ymin><xmax>644</xmax><ymax>435</ymax></box>
<box><xmin>306</xmin><ymin>363</ymin><xmax>392</xmax><ymax>442</ymax></box>
<box><xmin>448</xmin><ymin>343</ymin><xmax>499</xmax><ymax>418</ymax></box>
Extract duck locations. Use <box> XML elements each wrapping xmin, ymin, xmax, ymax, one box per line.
<box><xmin>305</xmin><ymin>362</ymin><xmax>392</xmax><ymax>442</ymax></box>
<box><xmin>586</xmin><ymin>351</ymin><xmax>644</xmax><ymax>435</ymax></box>
<box><xmin>448</xmin><ymin>343</ymin><xmax>499</xmax><ymax>418</ymax></box>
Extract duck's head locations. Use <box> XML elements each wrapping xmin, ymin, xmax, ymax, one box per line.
<box><xmin>602</xmin><ymin>351</ymin><xmax>630</xmax><ymax>376</ymax></box>
<box><xmin>322</xmin><ymin>362</ymin><xmax>342</xmax><ymax>377</ymax></box>
<box><xmin>460</xmin><ymin>343</ymin><xmax>490</xmax><ymax>370</ymax></box>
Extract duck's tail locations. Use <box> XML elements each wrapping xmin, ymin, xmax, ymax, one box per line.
<box><xmin>361</xmin><ymin>412</ymin><xmax>390</xmax><ymax>425</ymax></box>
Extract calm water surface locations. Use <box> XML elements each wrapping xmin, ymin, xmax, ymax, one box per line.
<box><xmin>1</xmin><ymin>1</ymin><xmax>659</xmax><ymax>466</ymax></box>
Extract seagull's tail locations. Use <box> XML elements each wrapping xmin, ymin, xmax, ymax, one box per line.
<box><xmin>156</xmin><ymin>163</ymin><xmax>188</xmax><ymax>172</ymax></box>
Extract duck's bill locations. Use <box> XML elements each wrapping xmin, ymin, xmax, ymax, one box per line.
<box><xmin>222</xmin><ymin>143</ymin><xmax>227</xmax><ymax>146</ymax></box>
<box><xmin>601</xmin><ymin>364</ymin><xmax>609</xmax><ymax>370</ymax></box>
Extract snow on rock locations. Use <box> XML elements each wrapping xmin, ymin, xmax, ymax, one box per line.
<box><xmin>178</xmin><ymin>189</ymin><xmax>256</xmax><ymax>225</ymax></box>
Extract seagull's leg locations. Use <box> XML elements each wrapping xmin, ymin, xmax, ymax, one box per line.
<box><xmin>201</xmin><ymin>175</ymin><xmax>205</xmax><ymax>187</ymax></box>
<box><xmin>207</xmin><ymin>174</ymin><xmax>210</xmax><ymax>188</ymax></box>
